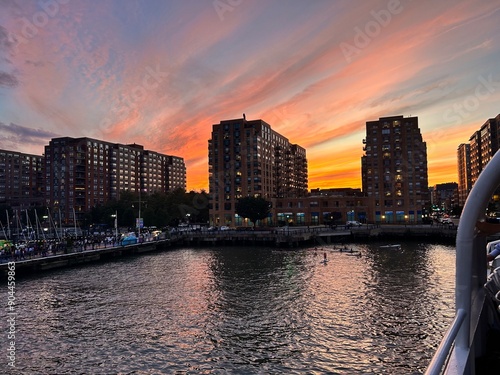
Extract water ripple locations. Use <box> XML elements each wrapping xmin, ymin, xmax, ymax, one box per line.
<box><xmin>1</xmin><ymin>243</ymin><xmax>455</xmax><ymax>374</ymax></box>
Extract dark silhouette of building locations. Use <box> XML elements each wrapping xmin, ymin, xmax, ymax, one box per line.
<box><xmin>432</xmin><ymin>182</ymin><xmax>458</xmax><ymax>213</ymax></box>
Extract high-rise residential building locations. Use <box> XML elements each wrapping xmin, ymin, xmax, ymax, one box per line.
<box><xmin>166</xmin><ymin>155</ymin><xmax>187</xmax><ymax>191</ymax></box>
<box><xmin>0</xmin><ymin>149</ymin><xmax>44</xmax><ymax>212</ymax></box>
<box><xmin>142</xmin><ymin>149</ymin><xmax>187</xmax><ymax>194</ymax></box>
<box><xmin>361</xmin><ymin>115</ymin><xmax>429</xmax><ymax>223</ymax></box>
<box><xmin>459</xmin><ymin>114</ymin><xmax>500</xmax><ymax>207</ymax></box>
<box><xmin>479</xmin><ymin>116</ymin><xmax>499</xmax><ymax>166</ymax></box>
<box><xmin>208</xmin><ymin>117</ymin><xmax>307</xmax><ymax>227</ymax></box>
<box><xmin>457</xmin><ymin>143</ymin><xmax>471</xmax><ymax>206</ymax></box>
<box><xmin>45</xmin><ymin>137</ymin><xmax>186</xmax><ymax>225</ymax></box>
<box><xmin>468</xmin><ymin>116</ymin><xmax>499</xmax><ymax>188</ymax></box>
<box><xmin>469</xmin><ymin>130</ymin><xmax>482</xmax><ymax>188</ymax></box>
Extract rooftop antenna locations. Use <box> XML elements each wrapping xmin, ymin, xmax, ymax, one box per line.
<box><xmin>243</xmin><ymin>113</ymin><xmax>246</xmax><ymax>120</ymax></box>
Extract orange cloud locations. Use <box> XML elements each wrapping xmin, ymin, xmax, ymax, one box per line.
<box><xmin>1</xmin><ymin>0</ymin><xmax>499</xmax><ymax>194</ymax></box>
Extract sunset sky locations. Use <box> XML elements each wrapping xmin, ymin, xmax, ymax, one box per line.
<box><xmin>1</xmin><ymin>0</ymin><xmax>499</xmax><ymax>191</ymax></box>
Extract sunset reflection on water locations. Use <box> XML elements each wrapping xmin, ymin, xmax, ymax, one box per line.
<box><xmin>3</xmin><ymin>242</ymin><xmax>455</xmax><ymax>374</ymax></box>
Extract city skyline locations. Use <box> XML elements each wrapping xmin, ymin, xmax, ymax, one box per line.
<box><xmin>1</xmin><ymin>0</ymin><xmax>499</xmax><ymax>191</ymax></box>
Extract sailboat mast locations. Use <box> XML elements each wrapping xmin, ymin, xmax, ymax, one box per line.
<box><xmin>16</xmin><ymin>210</ymin><xmax>26</xmax><ymax>242</ymax></box>
<box><xmin>73</xmin><ymin>207</ymin><xmax>77</xmax><ymax>236</ymax></box>
<box><xmin>0</xmin><ymin>221</ymin><xmax>8</xmax><ymax>240</ymax></box>
<box><xmin>6</xmin><ymin>210</ymin><xmax>10</xmax><ymax>240</ymax></box>
<box><xmin>47</xmin><ymin>207</ymin><xmax>61</xmax><ymax>242</ymax></box>
<box><xmin>35</xmin><ymin>209</ymin><xmax>40</xmax><ymax>239</ymax></box>
<box><xmin>59</xmin><ymin>208</ymin><xmax>63</xmax><ymax>238</ymax></box>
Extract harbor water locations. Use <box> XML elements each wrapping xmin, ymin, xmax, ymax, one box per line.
<box><xmin>1</xmin><ymin>242</ymin><xmax>455</xmax><ymax>374</ymax></box>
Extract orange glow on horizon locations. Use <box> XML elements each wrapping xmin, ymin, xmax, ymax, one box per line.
<box><xmin>0</xmin><ymin>1</ymin><xmax>499</xmax><ymax>195</ymax></box>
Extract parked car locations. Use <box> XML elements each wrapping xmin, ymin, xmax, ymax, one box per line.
<box><xmin>346</xmin><ymin>221</ymin><xmax>362</xmax><ymax>227</ymax></box>
<box><xmin>220</xmin><ymin>226</ymin><xmax>232</xmax><ymax>231</ymax></box>
<box><xmin>440</xmin><ymin>217</ymin><xmax>455</xmax><ymax>226</ymax></box>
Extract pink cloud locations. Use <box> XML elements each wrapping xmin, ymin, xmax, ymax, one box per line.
<box><xmin>0</xmin><ymin>0</ymin><xmax>499</xmax><ymax>192</ymax></box>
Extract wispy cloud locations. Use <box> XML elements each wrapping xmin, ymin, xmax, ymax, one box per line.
<box><xmin>0</xmin><ymin>70</ymin><xmax>18</xmax><ymax>87</ymax></box>
<box><xmin>0</xmin><ymin>0</ymin><xmax>499</xmax><ymax>189</ymax></box>
<box><xmin>0</xmin><ymin>121</ymin><xmax>59</xmax><ymax>152</ymax></box>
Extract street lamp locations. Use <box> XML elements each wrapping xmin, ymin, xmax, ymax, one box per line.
<box><xmin>132</xmin><ymin>200</ymin><xmax>145</xmax><ymax>241</ymax></box>
<box><xmin>111</xmin><ymin>211</ymin><xmax>118</xmax><ymax>242</ymax></box>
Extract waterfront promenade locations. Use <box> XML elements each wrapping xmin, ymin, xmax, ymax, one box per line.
<box><xmin>0</xmin><ymin>237</ymin><xmax>175</xmax><ymax>277</ymax></box>
<box><xmin>0</xmin><ymin>224</ymin><xmax>459</xmax><ymax>278</ymax></box>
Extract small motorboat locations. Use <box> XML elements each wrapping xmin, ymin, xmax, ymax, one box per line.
<box><xmin>379</xmin><ymin>244</ymin><xmax>401</xmax><ymax>250</ymax></box>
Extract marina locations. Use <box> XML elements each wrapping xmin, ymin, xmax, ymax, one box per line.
<box><xmin>1</xmin><ymin>225</ymin><xmax>457</xmax><ymax>278</ymax></box>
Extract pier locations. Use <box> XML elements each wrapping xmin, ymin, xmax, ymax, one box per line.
<box><xmin>0</xmin><ymin>238</ymin><xmax>178</xmax><ymax>278</ymax></box>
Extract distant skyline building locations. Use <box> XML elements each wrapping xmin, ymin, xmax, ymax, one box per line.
<box><xmin>431</xmin><ymin>182</ymin><xmax>458</xmax><ymax>212</ymax></box>
<box><xmin>468</xmin><ymin>129</ymin><xmax>482</xmax><ymax>188</ymax></box>
<box><xmin>43</xmin><ymin>137</ymin><xmax>186</xmax><ymax>225</ymax></box>
<box><xmin>468</xmin><ymin>115</ymin><xmax>499</xmax><ymax>187</ymax></box>
<box><xmin>457</xmin><ymin>143</ymin><xmax>471</xmax><ymax>206</ymax></box>
<box><xmin>208</xmin><ymin>117</ymin><xmax>308</xmax><ymax>226</ymax></box>
<box><xmin>0</xmin><ymin>149</ymin><xmax>44</xmax><ymax>212</ymax></box>
<box><xmin>361</xmin><ymin>115</ymin><xmax>429</xmax><ymax>223</ymax></box>
<box><xmin>459</xmin><ymin>114</ymin><xmax>500</xmax><ymax>207</ymax></box>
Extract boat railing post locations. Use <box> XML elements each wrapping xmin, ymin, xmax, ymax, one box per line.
<box><xmin>455</xmin><ymin>149</ymin><xmax>500</xmax><ymax>356</ymax></box>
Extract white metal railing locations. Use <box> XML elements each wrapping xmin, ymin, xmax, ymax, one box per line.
<box><xmin>425</xmin><ymin>309</ymin><xmax>467</xmax><ymax>374</ymax></box>
<box><xmin>426</xmin><ymin>149</ymin><xmax>500</xmax><ymax>375</ymax></box>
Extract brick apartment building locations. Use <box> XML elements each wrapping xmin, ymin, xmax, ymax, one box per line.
<box><xmin>208</xmin><ymin>117</ymin><xmax>308</xmax><ymax>227</ymax></box>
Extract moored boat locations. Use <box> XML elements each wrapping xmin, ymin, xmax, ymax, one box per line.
<box><xmin>120</xmin><ymin>232</ymin><xmax>138</xmax><ymax>246</ymax></box>
<box><xmin>379</xmin><ymin>244</ymin><xmax>401</xmax><ymax>250</ymax></box>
